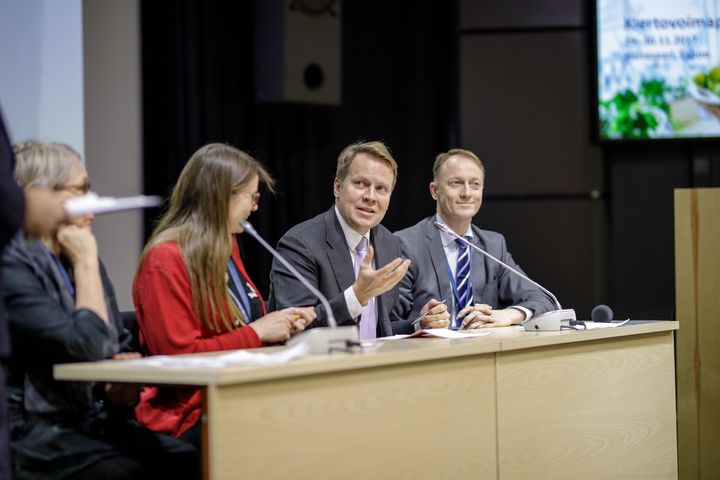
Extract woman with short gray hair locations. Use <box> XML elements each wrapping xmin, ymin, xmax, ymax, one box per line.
<box><xmin>1</xmin><ymin>141</ymin><xmax>198</xmax><ymax>480</ymax></box>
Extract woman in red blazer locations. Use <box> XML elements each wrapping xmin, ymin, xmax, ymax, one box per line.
<box><xmin>133</xmin><ymin>143</ymin><xmax>315</xmax><ymax>447</ymax></box>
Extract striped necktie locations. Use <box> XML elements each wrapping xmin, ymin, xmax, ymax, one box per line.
<box><xmin>454</xmin><ymin>237</ymin><xmax>473</xmax><ymax>317</ymax></box>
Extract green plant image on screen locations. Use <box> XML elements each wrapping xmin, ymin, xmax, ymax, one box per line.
<box><xmin>599</xmin><ymin>79</ymin><xmax>687</xmax><ymax>139</ymax></box>
<box><xmin>596</xmin><ymin>0</ymin><xmax>720</xmax><ymax>141</ymax></box>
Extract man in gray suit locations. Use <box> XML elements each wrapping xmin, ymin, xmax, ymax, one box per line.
<box><xmin>269</xmin><ymin>141</ymin><xmax>449</xmax><ymax>338</ymax></box>
<box><xmin>392</xmin><ymin>148</ymin><xmax>554</xmax><ymax>331</ymax></box>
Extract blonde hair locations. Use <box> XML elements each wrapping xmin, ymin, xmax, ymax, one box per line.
<box><xmin>432</xmin><ymin>148</ymin><xmax>484</xmax><ymax>180</ymax></box>
<box><xmin>13</xmin><ymin>141</ymin><xmax>81</xmax><ymax>189</ymax></box>
<box><xmin>336</xmin><ymin>140</ymin><xmax>398</xmax><ymax>188</ymax></box>
<box><xmin>137</xmin><ymin>143</ymin><xmax>275</xmax><ymax>332</ymax></box>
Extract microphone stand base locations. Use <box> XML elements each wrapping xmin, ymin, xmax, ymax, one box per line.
<box><xmin>286</xmin><ymin>326</ymin><xmax>360</xmax><ymax>354</ymax></box>
<box><xmin>522</xmin><ymin>309</ymin><xmax>576</xmax><ymax>331</ymax></box>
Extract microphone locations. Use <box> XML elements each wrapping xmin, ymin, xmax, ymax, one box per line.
<box><xmin>240</xmin><ymin>220</ymin><xmax>359</xmax><ymax>353</ymax></box>
<box><xmin>433</xmin><ymin>221</ymin><xmax>576</xmax><ymax>331</ymax></box>
<box><xmin>591</xmin><ymin>304</ymin><xmax>613</xmax><ymax>322</ymax></box>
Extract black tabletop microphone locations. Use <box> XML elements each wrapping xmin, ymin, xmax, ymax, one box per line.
<box><xmin>240</xmin><ymin>220</ymin><xmax>359</xmax><ymax>353</ymax></box>
<box><xmin>591</xmin><ymin>304</ymin><xmax>613</xmax><ymax>322</ymax></box>
<box><xmin>433</xmin><ymin>221</ymin><xmax>576</xmax><ymax>331</ymax></box>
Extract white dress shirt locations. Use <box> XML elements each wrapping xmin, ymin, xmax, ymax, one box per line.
<box><xmin>435</xmin><ymin>214</ymin><xmax>531</xmax><ymax>321</ymax></box>
<box><xmin>335</xmin><ymin>206</ymin><xmax>373</xmax><ymax>321</ymax></box>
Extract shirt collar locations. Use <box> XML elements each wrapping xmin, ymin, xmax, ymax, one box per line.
<box><xmin>335</xmin><ymin>205</ymin><xmax>370</xmax><ymax>251</ymax></box>
<box><xmin>435</xmin><ymin>213</ymin><xmax>473</xmax><ymax>248</ymax></box>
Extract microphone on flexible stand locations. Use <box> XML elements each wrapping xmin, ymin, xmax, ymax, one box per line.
<box><xmin>433</xmin><ymin>221</ymin><xmax>576</xmax><ymax>331</ymax></box>
<box><xmin>240</xmin><ymin>220</ymin><xmax>359</xmax><ymax>353</ymax></box>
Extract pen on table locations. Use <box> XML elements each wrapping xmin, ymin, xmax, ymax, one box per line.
<box><xmin>410</xmin><ymin>299</ymin><xmax>448</xmax><ymax>326</ymax></box>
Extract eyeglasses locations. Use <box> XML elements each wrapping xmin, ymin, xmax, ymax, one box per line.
<box><xmin>232</xmin><ymin>189</ymin><xmax>261</xmax><ymax>204</ymax></box>
<box><xmin>55</xmin><ymin>181</ymin><xmax>91</xmax><ymax>196</ymax></box>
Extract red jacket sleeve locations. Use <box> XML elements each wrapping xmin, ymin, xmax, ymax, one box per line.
<box><xmin>133</xmin><ymin>242</ymin><xmax>262</xmax><ymax>355</ymax></box>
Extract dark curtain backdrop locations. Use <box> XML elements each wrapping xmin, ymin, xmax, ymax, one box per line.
<box><xmin>141</xmin><ymin>0</ymin><xmax>458</xmax><ymax>296</ymax></box>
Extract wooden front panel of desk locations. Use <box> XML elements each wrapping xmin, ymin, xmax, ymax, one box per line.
<box><xmin>496</xmin><ymin>331</ymin><xmax>677</xmax><ymax>480</ymax></box>
<box><xmin>206</xmin><ymin>354</ymin><xmax>497</xmax><ymax>479</ymax></box>
<box><xmin>203</xmin><ymin>331</ymin><xmax>676</xmax><ymax>480</ymax></box>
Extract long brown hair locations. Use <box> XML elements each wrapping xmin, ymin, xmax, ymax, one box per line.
<box><xmin>137</xmin><ymin>143</ymin><xmax>275</xmax><ymax>332</ymax></box>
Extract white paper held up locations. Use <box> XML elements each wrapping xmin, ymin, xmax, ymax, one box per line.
<box><xmin>64</xmin><ymin>192</ymin><xmax>162</xmax><ymax>216</ymax></box>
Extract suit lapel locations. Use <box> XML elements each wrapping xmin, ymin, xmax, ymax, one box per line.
<box><xmin>425</xmin><ymin>218</ymin><xmax>454</xmax><ymax>304</ymax></box>
<box><xmin>371</xmin><ymin>226</ymin><xmax>392</xmax><ymax>332</ymax></box>
<box><xmin>324</xmin><ymin>208</ymin><xmax>356</xmax><ymax>292</ymax></box>
<box><xmin>470</xmin><ymin>226</ymin><xmax>489</xmax><ymax>302</ymax></box>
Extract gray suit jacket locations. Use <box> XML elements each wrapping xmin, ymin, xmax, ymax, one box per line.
<box><xmin>391</xmin><ymin>216</ymin><xmax>554</xmax><ymax>333</ymax></box>
<box><xmin>268</xmin><ymin>206</ymin><xmax>403</xmax><ymax>338</ymax></box>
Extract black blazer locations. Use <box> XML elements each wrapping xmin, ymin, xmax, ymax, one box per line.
<box><xmin>269</xmin><ymin>206</ymin><xmax>403</xmax><ymax>338</ymax></box>
<box><xmin>0</xmin><ymin>112</ymin><xmax>24</xmax><ymax>253</ymax></box>
<box><xmin>0</xmin><ymin>108</ymin><xmax>25</xmax><ymax>480</ymax></box>
<box><xmin>0</xmin><ymin>111</ymin><xmax>25</xmax><ymax>358</ymax></box>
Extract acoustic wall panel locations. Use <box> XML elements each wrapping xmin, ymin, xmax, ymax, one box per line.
<box><xmin>475</xmin><ymin>198</ymin><xmax>608</xmax><ymax>319</ymax></box>
<box><xmin>460</xmin><ymin>32</ymin><xmax>601</xmax><ymax>196</ymax></box>
<box><xmin>460</xmin><ymin>0</ymin><xmax>586</xmax><ymax>30</ymax></box>
<box><xmin>609</xmin><ymin>145</ymin><xmax>691</xmax><ymax>319</ymax></box>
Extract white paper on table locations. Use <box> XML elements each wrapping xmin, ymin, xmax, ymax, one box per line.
<box><xmin>64</xmin><ymin>192</ymin><xmax>162</xmax><ymax>216</ymax></box>
<box><xmin>381</xmin><ymin>328</ymin><xmax>491</xmax><ymax>340</ymax></box>
<box><xmin>513</xmin><ymin>319</ymin><xmax>631</xmax><ymax>331</ymax></box>
<box><xmin>381</xmin><ymin>334</ymin><xmax>412</xmax><ymax>340</ymax></box>
<box><xmin>581</xmin><ymin>319</ymin><xmax>631</xmax><ymax>330</ymax></box>
<box><xmin>122</xmin><ymin>343</ymin><xmax>309</xmax><ymax>369</ymax></box>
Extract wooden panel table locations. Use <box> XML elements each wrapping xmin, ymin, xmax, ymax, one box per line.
<box><xmin>55</xmin><ymin>321</ymin><xmax>678</xmax><ymax>480</ymax></box>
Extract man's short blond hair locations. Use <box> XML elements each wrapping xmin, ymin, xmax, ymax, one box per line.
<box><xmin>432</xmin><ymin>148</ymin><xmax>484</xmax><ymax>180</ymax></box>
<box><xmin>336</xmin><ymin>140</ymin><xmax>398</xmax><ymax>188</ymax></box>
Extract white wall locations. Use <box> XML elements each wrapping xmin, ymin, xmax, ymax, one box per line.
<box><xmin>0</xmin><ymin>0</ymin><xmax>84</xmax><ymax>156</ymax></box>
<box><xmin>83</xmin><ymin>0</ymin><xmax>142</xmax><ymax>310</ymax></box>
<box><xmin>0</xmin><ymin>0</ymin><xmax>142</xmax><ymax>310</ymax></box>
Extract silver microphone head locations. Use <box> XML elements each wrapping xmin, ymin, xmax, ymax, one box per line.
<box><xmin>433</xmin><ymin>220</ymin><xmax>452</xmax><ymax>235</ymax></box>
<box><xmin>239</xmin><ymin>219</ymin><xmax>255</xmax><ymax>234</ymax></box>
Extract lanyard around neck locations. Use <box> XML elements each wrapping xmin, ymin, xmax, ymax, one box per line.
<box><xmin>227</xmin><ymin>258</ymin><xmax>252</xmax><ymax>323</ymax></box>
<box><xmin>51</xmin><ymin>254</ymin><xmax>75</xmax><ymax>298</ymax></box>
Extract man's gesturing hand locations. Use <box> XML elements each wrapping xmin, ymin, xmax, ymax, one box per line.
<box><xmin>352</xmin><ymin>246</ymin><xmax>410</xmax><ymax>306</ymax></box>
